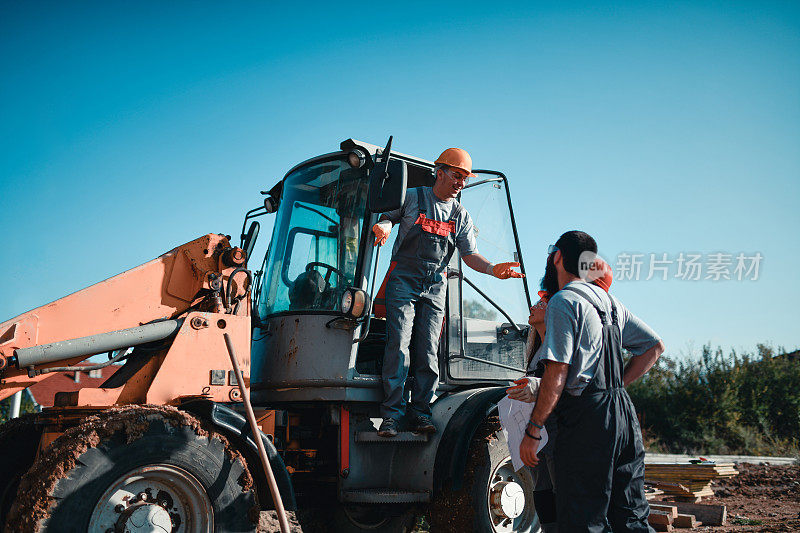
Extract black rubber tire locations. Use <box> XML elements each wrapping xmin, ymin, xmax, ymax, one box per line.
<box><xmin>0</xmin><ymin>415</ymin><xmax>43</xmax><ymax>532</ymax></box>
<box><xmin>429</xmin><ymin>421</ymin><xmax>539</xmax><ymax>533</ymax></box>
<box><xmin>5</xmin><ymin>407</ymin><xmax>258</xmax><ymax>533</ymax></box>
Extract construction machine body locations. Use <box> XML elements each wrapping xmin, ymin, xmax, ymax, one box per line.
<box><xmin>0</xmin><ymin>138</ymin><xmax>541</xmax><ymax>533</ymax></box>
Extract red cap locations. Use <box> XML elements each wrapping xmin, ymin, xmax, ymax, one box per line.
<box><xmin>592</xmin><ymin>259</ymin><xmax>613</xmax><ymax>292</ymax></box>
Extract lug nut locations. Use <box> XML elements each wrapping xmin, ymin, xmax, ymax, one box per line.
<box><xmin>115</xmin><ymin>504</ymin><xmax>125</xmax><ymax>513</ymax></box>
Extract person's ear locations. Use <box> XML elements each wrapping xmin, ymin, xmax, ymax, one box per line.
<box><xmin>554</xmin><ymin>249</ymin><xmax>562</xmax><ymax>267</ymax></box>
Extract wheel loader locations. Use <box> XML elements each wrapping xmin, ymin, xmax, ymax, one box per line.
<box><xmin>0</xmin><ymin>138</ymin><xmax>540</xmax><ymax>532</ymax></box>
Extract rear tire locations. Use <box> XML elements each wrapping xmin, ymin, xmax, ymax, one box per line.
<box><xmin>5</xmin><ymin>406</ymin><xmax>258</xmax><ymax>533</ymax></box>
<box><xmin>429</xmin><ymin>420</ymin><xmax>539</xmax><ymax>533</ymax></box>
<box><xmin>0</xmin><ymin>415</ymin><xmax>42</xmax><ymax>531</ymax></box>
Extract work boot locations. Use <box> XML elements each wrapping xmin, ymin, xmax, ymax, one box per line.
<box><xmin>377</xmin><ymin>417</ymin><xmax>399</xmax><ymax>438</ymax></box>
<box><xmin>409</xmin><ymin>414</ymin><xmax>436</xmax><ymax>434</ymax></box>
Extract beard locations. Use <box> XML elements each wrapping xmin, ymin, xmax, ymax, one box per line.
<box><xmin>541</xmin><ymin>254</ymin><xmax>559</xmax><ymax>296</ymax></box>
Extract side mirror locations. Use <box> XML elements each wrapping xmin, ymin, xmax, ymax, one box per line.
<box><xmin>368</xmin><ymin>157</ymin><xmax>407</xmax><ymax>213</ymax></box>
<box><xmin>242</xmin><ymin>221</ymin><xmax>260</xmax><ymax>265</ymax></box>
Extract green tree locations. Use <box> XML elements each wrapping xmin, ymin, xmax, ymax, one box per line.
<box><xmin>0</xmin><ymin>392</ymin><xmax>38</xmax><ymax>425</ymax></box>
<box><xmin>463</xmin><ymin>299</ymin><xmax>497</xmax><ymax>321</ymax></box>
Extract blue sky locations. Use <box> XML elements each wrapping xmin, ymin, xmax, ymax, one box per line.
<box><xmin>1</xmin><ymin>2</ymin><xmax>798</xmax><ymax>358</ymax></box>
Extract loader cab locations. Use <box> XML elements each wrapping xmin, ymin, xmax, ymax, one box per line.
<box><xmin>250</xmin><ymin>140</ymin><xmax>532</xmax><ymax>405</ymax></box>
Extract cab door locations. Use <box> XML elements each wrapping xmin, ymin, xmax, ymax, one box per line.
<box><xmin>445</xmin><ymin>171</ymin><xmax>533</xmax><ymax>382</ymax></box>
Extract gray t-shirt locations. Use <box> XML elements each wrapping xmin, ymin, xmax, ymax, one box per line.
<box><xmin>541</xmin><ymin>281</ymin><xmax>661</xmax><ymax>396</ymax></box>
<box><xmin>383</xmin><ymin>186</ymin><xmax>479</xmax><ymax>259</ymax></box>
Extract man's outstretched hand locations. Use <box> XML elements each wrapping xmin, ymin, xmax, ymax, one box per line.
<box><xmin>372</xmin><ymin>222</ymin><xmax>390</xmax><ymax>246</ymax></box>
<box><xmin>493</xmin><ymin>262</ymin><xmax>524</xmax><ymax>279</ymax></box>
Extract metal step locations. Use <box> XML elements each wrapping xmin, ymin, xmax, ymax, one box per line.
<box><xmin>341</xmin><ymin>489</ymin><xmax>430</xmax><ymax>503</ymax></box>
<box><xmin>354</xmin><ymin>431</ymin><xmax>429</xmax><ymax>443</ymax></box>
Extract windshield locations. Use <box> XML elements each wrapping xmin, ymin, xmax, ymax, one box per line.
<box><xmin>259</xmin><ymin>157</ymin><xmax>369</xmax><ymax>316</ymax></box>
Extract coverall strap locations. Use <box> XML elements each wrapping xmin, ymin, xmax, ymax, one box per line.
<box><xmin>561</xmin><ymin>285</ymin><xmax>609</xmax><ymax>325</ymax></box>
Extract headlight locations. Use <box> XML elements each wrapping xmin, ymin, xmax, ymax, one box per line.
<box><xmin>348</xmin><ymin>149</ymin><xmax>367</xmax><ymax>168</ymax></box>
<box><xmin>340</xmin><ymin>288</ymin><xmax>369</xmax><ymax>318</ymax></box>
<box><xmin>264</xmin><ymin>196</ymin><xmax>278</xmax><ymax>213</ymax></box>
<box><xmin>341</xmin><ymin>291</ymin><xmax>353</xmax><ymax>315</ymax></box>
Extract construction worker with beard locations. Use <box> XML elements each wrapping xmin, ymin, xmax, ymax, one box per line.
<box><xmin>373</xmin><ymin>148</ymin><xmax>524</xmax><ymax>437</ymax></box>
<box><xmin>507</xmin><ymin>257</ymin><xmax>614</xmax><ymax>533</ymax></box>
<box><xmin>520</xmin><ymin>230</ymin><xmax>665</xmax><ymax>532</ymax></box>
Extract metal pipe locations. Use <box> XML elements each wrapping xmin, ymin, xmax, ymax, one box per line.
<box><xmin>14</xmin><ymin>319</ymin><xmax>183</xmax><ymax>368</ymax></box>
<box><xmin>9</xmin><ymin>391</ymin><xmax>21</xmax><ymax>419</ymax></box>
<box><xmin>223</xmin><ymin>333</ymin><xmax>291</xmax><ymax>533</ymax></box>
<box><xmin>38</xmin><ymin>347</ymin><xmax>132</xmax><ymax>375</ymax></box>
<box><xmin>353</xmin><ymin>243</ymin><xmax>382</xmax><ymax>344</ymax></box>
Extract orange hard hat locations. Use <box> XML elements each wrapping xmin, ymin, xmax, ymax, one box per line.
<box><xmin>592</xmin><ymin>259</ymin><xmax>613</xmax><ymax>293</ymax></box>
<box><xmin>435</xmin><ymin>147</ymin><xmax>476</xmax><ymax>177</ymax></box>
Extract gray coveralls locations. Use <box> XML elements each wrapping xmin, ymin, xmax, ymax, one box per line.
<box><xmin>553</xmin><ymin>286</ymin><xmax>653</xmax><ymax>533</ymax></box>
<box><xmin>380</xmin><ymin>188</ymin><xmax>460</xmax><ymax>420</ymax></box>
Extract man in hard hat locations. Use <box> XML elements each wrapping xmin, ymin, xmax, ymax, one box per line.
<box><xmin>519</xmin><ymin>231</ymin><xmax>665</xmax><ymax>532</ymax></box>
<box><xmin>373</xmin><ymin>147</ymin><xmax>523</xmax><ymax>437</ymax></box>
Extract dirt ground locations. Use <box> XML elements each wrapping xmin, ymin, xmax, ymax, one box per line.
<box><xmin>258</xmin><ymin>463</ymin><xmax>799</xmax><ymax>532</ymax></box>
<box><xmin>651</xmin><ymin>463</ymin><xmax>800</xmax><ymax>533</ymax></box>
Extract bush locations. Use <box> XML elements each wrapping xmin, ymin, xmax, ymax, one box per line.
<box><xmin>627</xmin><ymin>344</ymin><xmax>800</xmax><ymax>457</ymax></box>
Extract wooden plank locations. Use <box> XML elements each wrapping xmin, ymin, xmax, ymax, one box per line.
<box><xmin>674</xmin><ymin>514</ymin><xmax>700</xmax><ymax>528</ymax></box>
<box><xmin>672</xmin><ymin>502</ymin><xmax>726</xmax><ymax>526</ymax></box>
<box><xmin>648</xmin><ymin>510</ymin><xmax>674</xmax><ymax>526</ymax></box>
<box><xmin>649</xmin><ymin>504</ymin><xmax>678</xmax><ymax>519</ymax></box>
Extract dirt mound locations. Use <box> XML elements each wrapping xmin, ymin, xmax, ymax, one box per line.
<box><xmin>672</xmin><ymin>463</ymin><xmax>800</xmax><ymax>532</ymax></box>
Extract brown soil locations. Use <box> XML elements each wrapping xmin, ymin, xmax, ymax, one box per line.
<box><xmin>652</xmin><ymin>463</ymin><xmax>800</xmax><ymax>533</ymax></box>
<box><xmin>258</xmin><ymin>510</ymin><xmax>303</xmax><ymax>532</ymax></box>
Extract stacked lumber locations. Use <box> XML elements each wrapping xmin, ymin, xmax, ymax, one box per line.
<box><xmin>648</xmin><ymin>504</ymin><xmax>677</xmax><ymax>531</ymax></box>
<box><xmin>645</xmin><ymin>462</ymin><xmax>738</xmax><ymax>502</ymax></box>
<box><xmin>648</xmin><ymin>502</ymin><xmax>727</xmax><ymax>530</ymax></box>
<box><xmin>644</xmin><ymin>484</ymin><xmax>665</xmax><ymax>500</ymax></box>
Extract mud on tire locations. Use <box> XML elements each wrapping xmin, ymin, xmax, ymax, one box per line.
<box><xmin>429</xmin><ymin>419</ymin><xmax>538</xmax><ymax>533</ymax></box>
<box><xmin>5</xmin><ymin>406</ymin><xmax>258</xmax><ymax>533</ymax></box>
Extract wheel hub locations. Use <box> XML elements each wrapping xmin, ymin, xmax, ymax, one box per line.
<box><xmin>490</xmin><ymin>481</ymin><xmax>525</xmax><ymax>519</ymax></box>
<box><xmin>120</xmin><ymin>503</ymin><xmax>172</xmax><ymax>532</ymax></box>
<box><xmin>89</xmin><ymin>464</ymin><xmax>213</xmax><ymax>533</ymax></box>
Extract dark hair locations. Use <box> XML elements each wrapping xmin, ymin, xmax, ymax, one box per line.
<box><xmin>555</xmin><ymin>230</ymin><xmax>597</xmax><ymax>278</ymax></box>
<box><xmin>525</xmin><ymin>330</ymin><xmax>543</xmax><ymax>370</ymax></box>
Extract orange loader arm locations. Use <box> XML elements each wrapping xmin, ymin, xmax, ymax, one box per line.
<box><xmin>0</xmin><ymin>234</ymin><xmax>252</xmax><ymax>405</ymax></box>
